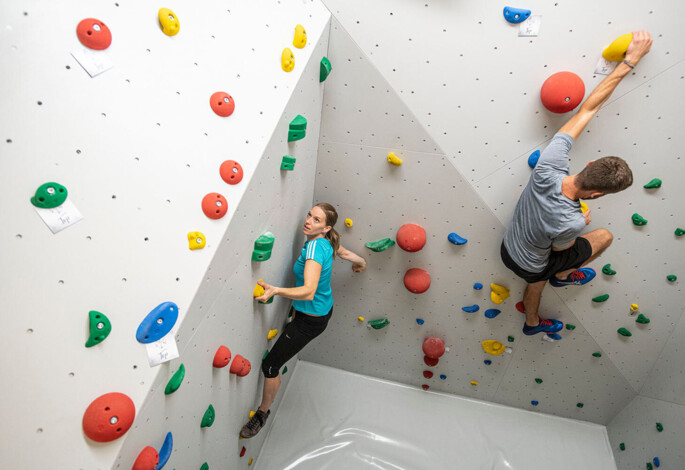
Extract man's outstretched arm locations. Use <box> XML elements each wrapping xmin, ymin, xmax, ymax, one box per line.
<box><xmin>558</xmin><ymin>31</ymin><xmax>653</xmax><ymax>141</ymax></box>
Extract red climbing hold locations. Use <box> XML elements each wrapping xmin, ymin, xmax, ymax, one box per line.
<box><xmin>423</xmin><ymin>371</ymin><xmax>434</xmax><ymax>379</ymax></box>
<box><xmin>132</xmin><ymin>446</ymin><xmax>159</xmax><ymax>470</ymax></box>
<box><xmin>422</xmin><ymin>384</ymin><xmax>430</xmax><ymax>390</ymax></box>
<box><xmin>220</xmin><ymin>160</ymin><xmax>244</xmax><ymax>185</ymax></box>
<box><xmin>213</xmin><ymin>345</ymin><xmax>231</xmax><ymax>368</ymax></box>
<box><xmin>229</xmin><ymin>354</ymin><xmax>251</xmax><ymax>377</ymax></box>
<box><xmin>422</xmin><ymin>337</ymin><xmax>445</xmax><ymax>359</ymax></box>
<box><xmin>240</xmin><ymin>446</ymin><xmax>246</xmax><ymax>457</ymax></box>
<box><xmin>202</xmin><ymin>193</ymin><xmax>228</xmax><ymax>220</ymax></box>
<box><xmin>423</xmin><ymin>355</ymin><xmax>439</xmax><ymax>367</ymax></box>
<box><xmin>404</xmin><ymin>268</ymin><xmax>431</xmax><ymax>294</ymax></box>
<box><xmin>76</xmin><ymin>18</ymin><xmax>112</xmax><ymax>50</ymax></box>
<box><xmin>540</xmin><ymin>72</ymin><xmax>585</xmax><ymax>113</ymax></box>
<box><xmin>82</xmin><ymin>392</ymin><xmax>135</xmax><ymax>442</ymax></box>
<box><xmin>396</xmin><ymin>224</ymin><xmax>426</xmax><ymax>252</ymax></box>
<box><xmin>210</xmin><ymin>92</ymin><xmax>235</xmax><ymax>117</ymax></box>
<box><xmin>516</xmin><ymin>301</ymin><xmax>525</xmax><ymax>314</ymax></box>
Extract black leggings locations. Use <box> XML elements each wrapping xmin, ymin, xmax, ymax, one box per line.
<box><xmin>261</xmin><ymin>308</ymin><xmax>332</xmax><ymax>378</ymax></box>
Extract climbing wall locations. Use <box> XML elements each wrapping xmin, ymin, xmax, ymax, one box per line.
<box><xmin>0</xmin><ymin>0</ymin><xmax>330</xmax><ymax>468</ymax></box>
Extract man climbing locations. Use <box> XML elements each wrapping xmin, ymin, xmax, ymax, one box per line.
<box><xmin>501</xmin><ymin>31</ymin><xmax>653</xmax><ymax>335</ymax></box>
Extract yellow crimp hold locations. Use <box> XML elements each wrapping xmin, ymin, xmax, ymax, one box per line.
<box><xmin>580</xmin><ymin>201</ymin><xmax>588</xmax><ymax>214</ymax></box>
<box><xmin>188</xmin><ymin>231</ymin><xmax>206</xmax><ymax>250</ymax></box>
<box><xmin>490</xmin><ymin>283</ymin><xmax>510</xmax><ymax>304</ymax></box>
<box><xmin>267</xmin><ymin>329</ymin><xmax>278</xmax><ymax>340</ymax></box>
<box><xmin>293</xmin><ymin>24</ymin><xmax>307</xmax><ymax>49</ymax></box>
<box><xmin>357</xmin><ymin>316</ymin><xmax>365</xmax><ymax>322</ymax></box>
<box><xmin>158</xmin><ymin>8</ymin><xmax>180</xmax><ymax>36</ymax></box>
<box><xmin>345</xmin><ymin>218</ymin><xmax>353</xmax><ymax>228</ymax></box>
<box><xmin>249</xmin><ymin>410</ymin><xmax>256</xmax><ymax>419</ymax></box>
<box><xmin>470</xmin><ymin>381</ymin><xmax>479</xmax><ymax>386</ymax></box>
<box><xmin>630</xmin><ymin>304</ymin><xmax>639</xmax><ymax>312</ymax></box>
<box><xmin>482</xmin><ymin>340</ymin><xmax>505</xmax><ymax>356</ymax></box>
<box><xmin>281</xmin><ymin>48</ymin><xmax>295</xmax><ymax>72</ymax></box>
<box><xmin>253</xmin><ymin>280</ymin><xmax>265</xmax><ymax>298</ymax></box>
<box><xmin>387</xmin><ymin>152</ymin><xmax>403</xmax><ymax>166</ymax></box>
<box><xmin>249</xmin><ymin>458</ymin><xmax>253</xmax><ymax>466</ymax></box>
<box><xmin>603</xmin><ymin>33</ymin><xmax>633</xmax><ymax>62</ymax></box>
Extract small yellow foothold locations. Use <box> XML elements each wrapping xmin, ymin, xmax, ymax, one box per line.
<box><xmin>293</xmin><ymin>24</ymin><xmax>307</xmax><ymax>49</ymax></box>
<box><xmin>249</xmin><ymin>410</ymin><xmax>256</xmax><ymax>419</ymax></box>
<box><xmin>357</xmin><ymin>316</ymin><xmax>365</xmax><ymax>322</ymax></box>
<box><xmin>248</xmin><ymin>458</ymin><xmax>253</xmax><ymax>466</ymax></box>
<box><xmin>267</xmin><ymin>329</ymin><xmax>278</xmax><ymax>340</ymax></box>
<box><xmin>482</xmin><ymin>340</ymin><xmax>505</xmax><ymax>356</ymax></box>
<box><xmin>603</xmin><ymin>33</ymin><xmax>633</xmax><ymax>62</ymax></box>
<box><xmin>387</xmin><ymin>152</ymin><xmax>403</xmax><ymax>166</ymax></box>
<box><xmin>188</xmin><ymin>231</ymin><xmax>206</xmax><ymax>250</ymax></box>
<box><xmin>580</xmin><ymin>201</ymin><xmax>588</xmax><ymax>214</ymax></box>
<box><xmin>630</xmin><ymin>304</ymin><xmax>639</xmax><ymax>312</ymax></box>
<box><xmin>253</xmin><ymin>280</ymin><xmax>265</xmax><ymax>298</ymax></box>
<box><xmin>470</xmin><ymin>381</ymin><xmax>479</xmax><ymax>386</ymax></box>
<box><xmin>158</xmin><ymin>8</ymin><xmax>180</xmax><ymax>36</ymax></box>
<box><xmin>281</xmin><ymin>48</ymin><xmax>295</xmax><ymax>72</ymax></box>
<box><xmin>345</xmin><ymin>218</ymin><xmax>353</xmax><ymax>228</ymax></box>
<box><xmin>490</xmin><ymin>283</ymin><xmax>510</xmax><ymax>304</ymax></box>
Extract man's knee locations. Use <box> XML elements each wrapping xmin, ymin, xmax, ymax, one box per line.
<box><xmin>599</xmin><ymin>228</ymin><xmax>613</xmax><ymax>248</ymax></box>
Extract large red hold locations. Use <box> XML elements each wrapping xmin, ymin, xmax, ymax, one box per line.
<box><xmin>229</xmin><ymin>355</ymin><xmax>251</xmax><ymax>377</ymax></box>
<box><xmin>540</xmin><ymin>71</ymin><xmax>585</xmax><ymax>113</ymax></box>
<box><xmin>213</xmin><ymin>345</ymin><xmax>231</xmax><ymax>368</ymax></box>
<box><xmin>404</xmin><ymin>268</ymin><xmax>431</xmax><ymax>294</ymax></box>
<box><xmin>423</xmin><ymin>356</ymin><xmax>439</xmax><ymax>367</ymax></box>
<box><xmin>422</xmin><ymin>337</ymin><xmax>445</xmax><ymax>359</ymax></box>
<box><xmin>396</xmin><ymin>224</ymin><xmax>426</xmax><ymax>252</ymax></box>
<box><xmin>82</xmin><ymin>392</ymin><xmax>135</xmax><ymax>442</ymax></box>
<box><xmin>76</xmin><ymin>18</ymin><xmax>112</xmax><ymax>50</ymax></box>
<box><xmin>132</xmin><ymin>446</ymin><xmax>159</xmax><ymax>470</ymax></box>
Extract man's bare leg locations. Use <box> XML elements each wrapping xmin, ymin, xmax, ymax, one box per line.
<box><xmin>554</xmin><ymin>228</ymin><xmax>614</xmax><ymax>280</ymax></box>
<box><xmin>523</xmin><ymin>280</ymin><xmax>546</xmax><ymax>326</ymax></box>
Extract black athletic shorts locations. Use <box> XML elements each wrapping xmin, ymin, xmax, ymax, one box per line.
<box><xmin>261</xmin><ymin>308</ymin><xmax>332</xmax><ymax>378</ymax></box>
<box><xmin>500</xmin><ymin>238</ymin><xmax>592</xmax><ymax>284</ymax></box>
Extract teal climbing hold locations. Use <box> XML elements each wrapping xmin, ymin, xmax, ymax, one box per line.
<box><xmin>320</xmin><ymin>57</ymin><xmax>332</xmax><ymax>82</ymax></box>
<box><xmin>632</xmin><ymin>213</ymin><xmax>648</xmax><ymax>226</ymax></box>
<box><xmin>365</xmin><ymin>238</ymin><xmax>395</xmax><ymax>252</ymax></box>
<box><xmin>201</xmin><ymin>404</ymin><xmax>215</xmax><ymax>428</ymax></box>
<box><xmin>602</xmin><ymin>264</ymin><xmax>616</xmax><ymax>275</ymax></box>
<box><xmin>31</xmin><ymin>182</ymin><xmax>68</xmax><ymax>209</ymax></box>
<box><xmin>636</xmin><ymin>313</ymin><xmax>650</xmax><ymax>324</ymax></box>
<box><xmin>85</xmin><ymin>310</ymin><xmax>112</xmax><ymax>347</ymax></box>
<box><xmin>618</xmin><ymin>327</ymin><xmax>632</xmax><ymax>337</ymax></box>
<box><xmin>288</xmin><ymin>115</ymin><xmax>307</xmax><ymax>142</ymax></box>
<box><xmin>280</xmin><ymin>155</ymin><xmax>296</xmax><ymax>171</ymax></box>
<box><xmin>165</xmin><ymin>364</ymin><xmax>185</xmax><ymax>395</ymax></box>
<box><xmin>643</xmin><ymin>178</ymin><xmax>662</xmax><ymax>189</ymax></box>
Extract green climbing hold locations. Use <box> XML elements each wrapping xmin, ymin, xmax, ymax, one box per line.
<box><xmin>636</xmin><ymin>313</ymin><xmax>650</xmax><ymax>324</ymax></box>
<box><xmin>258</xmin><ymin>296</ymin><xmax>274</xmax><ymax>305</ymax></box>
<box><xmin>252</xmin><ymin>232</ymin><xmax>275</xmax><ymax>262</ymax></box>
<box><xmin>632</xmin><ymin>213</ymin><xmax>648</xmax><ymax>226</ymax></box>
<box><xmin>282</xmin><ymin>365</ymin><xmax>288</xmax><ymax>374</ymax></box>
<box><xmin>365</xmin><ymin>238</ymin><xmax>395</xmax><ymax>252</ymax></box>
<box><xmin>280</xmin><ymin>155</ymin><xmax>296</xmax><ymax>171</ymax></box>
<box><xmin>646</xmin><ymin>464</ymin><xmax>653</xmax><ymax>470</ymax></box>
<box><xmin>618</xmin><ymin>327</ymin><xmax>632</xmax><ymax>337</ymax></box>
<box><xmin>201</xmin><ymin>404</ymin><xmax>215</xmax><ymax>428</ymax></box>
<box><xmin>602</xmin><ymin>264</ymin><xmax>616</xmax><ymax>275</ymax></box>
<box><xmin>643</xmin><ymin>178</ymin><xmax>662</xmax><ymax>189</ymax></box>
<box><xmin>592</xmin><ymin>352</ymin><xmax>602</xmax><ymax>358</ymax></box>
<box><xmin>85</xmin><ymin>310</ymin><xmax>112</xmax><ymax>347</ymax></box>
<box><xmin>619</xmin><ymin>443</ymin><xmax>625</xmax><ymax>451</ymax></box>
<box><xmin>667</xmin><ymin>275</ymin><xmax>677</xmax><ymax>282</ymax></box>
<box><xmin>565</xmin><ymin>324</ymin><xmax>576</xmax><ymax>330</ymax></box>
<box><xmin>262</xmin><ymin>349</ymin><xmax>269</xmax><ymax>360</ymax></box>
<box><xmin>31</xmin><ymin>182</ymin><xmax>68</xmax><ymax>209</ymax></box>
<box><xmin>288</xmin><ymin>115</ymin><xmax>307</xmax><ymax>142</ymax></box>
<box><xmin>534</xmin><ymin>378</ymin><xmax>543</xmax><ymax>384</ymax></box>
<box><xmin>656</xmin><ymin>422</ymin><xmax>663</xmax><ymax>432</ymax></box>
<box><xmin>676</xmin><ymin>228</ymin><xmax>685</xmax><ymax>237</ymax></box>
<box><xmin>592</xmin><ymin>294</ymin><xmax>610</xmax><ymax>303</ymax></box>
<box><xmin>507</xmin><ymin>336</ymin><xmax>515</xmax><ymax>343</ymax></box>
<box><xmin>576</xmin><ymin>402</ymin><xmax>584</xmax><ymax>408</ymax></box>
<box><xmin>368</xmin><ymin>318</ymin><xmax>390</xmax><ymax>330</ymax></box>
<box><xmin>200</xmin><ymin>463</ymin><xmax>209</xmax><ymax>470</ymax></box>
<box><xmin>165</xmin><ymin>364</ymin><xmax>185</xmax><ymax>395</ymax></box>
<box><xmin>320</xmin><ymin>57</ymin><xmax>332</xmax><ymax>82</ymax></box>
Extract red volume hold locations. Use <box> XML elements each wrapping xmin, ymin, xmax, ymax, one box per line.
<box><xmin>82</xmin><ymin>392</ymin><xmax>135</xmax><ymax>442</ymax></box>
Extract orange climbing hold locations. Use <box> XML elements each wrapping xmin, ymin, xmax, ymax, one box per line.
<box><xmin>213</xmin><ymin>345</ymin><xmax>231</xmax><ymax>368</ymax></box>
<box><xmin>210</xmin><ymin>92</ymin><xmax>235</xmax><ymax>117</ymax></box>
<box><xmin>220</xmin><ymin>160</ymin><xmax>244</xmax><ymax>185</ymax></box>
<box><xmin>396</xmin><ymin>224</ymin><xmax>426</xmax><ymax>252</ymax></box>
<box><xmin>229</xmin><ymin>355</ymin><xmax>251</xmax><ymax>377</ymax></box>
<box><xmin>202</xmin><ymin>193</ymin><xmax>228</xmax><ymax>219</ymax></box>
<box><xmin>82</xmin><ymin>392</ymin><xmax>135</xmax><ymax>442</ymax></box>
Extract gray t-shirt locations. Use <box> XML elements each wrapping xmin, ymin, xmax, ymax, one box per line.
<box><xmin>503</xmin><ymin>133</ymin><xmax>586</xmax><ymax>273</ymax></box>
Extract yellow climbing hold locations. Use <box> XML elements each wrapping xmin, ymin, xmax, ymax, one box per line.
<box><xmin>470</xmin><ymin>380</ymin><xmax>479</xmax><ymax>386</ymax></box>
<box><xmin>158</xmin><ymin>8</ymin><xmax>180</xmax><ymax>36</ymax></box>
<box><xmin>482</xmin><ymin>340</ymin><xmax>505</xmax><ymax>356</ymax></box>
<box><xmin>281</xmin><ymin>48</ymin><xmax>295</xmax><ymax>72</ymax></box>
<box><xmin>188</xmin><ymin>231</ymin><xmax>206</xmax><ymax>250</ymax></box>
<box><xmin>249</xmin><ymin>410</ymin><xmax>256</xmax><ymax>419</ymax></box>
<box><xmin>490</xmin><ymin>283</ymin><xmax>510</xmax><ymax>304</ymax></box>
<box><xmin>345</xmin><ymin>218</ymin><xmax>353</xmax><ymax>227</ymax></box>
<box><xmin>249</xmin><ymin>458</ymin><xmax>253</xmax><ymax>466</ymax></box>
<box><xmin>580</xmin><ymin>201</ymin><xmax>588</xmax><ymax>214</ymax></box>
<box><xmin>387</xmin><ymin>152</ymin><xmax>403</xmax><ymax>166</ymax></box>
<box><xmin>267</xmin><ymin>329</ymin><xmax>278</xmax><ymax>340</ymax></box>
<box><xmin>603</xmin><ymin>33</ymin><xmax>633</xmax><ymax>62</ymax></box>
<box><xmin>357</xmin><ymin>316</ymin><xmax>365</xmax><ymax>322</ymax></box>
<box><xmin>293</xmin><ymin>24</ymin><xmax>307</xmax><ymax>49</ymax></box>
<box><xmin>253</xmin><ymin>281</ymin><xmax>265</xmax><ymax>298</ymax></box>
<box><xmin>630</xmin><ymin>304</ymin><xmax>639</xmax><ymax>313</ymax></box>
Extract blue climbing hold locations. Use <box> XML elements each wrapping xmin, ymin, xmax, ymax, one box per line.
<box><xmin>503</xmin><ymin>6</ymin><xmax>531</xmax><ymax>24</ymax></box>
<box><xmin>416</xmin><ymin>318</ymin><xmax>425</xmax><ymax>325</ymax></box>
<box><xmin>531</xmin><ymin>400</ymin><xmax>539</xmax><ymax>406</ymax></box>
<box><xmin>473</xmin><ymin>282</ymin><xmax>483</xmax><ymax>290</ymax></box>
<box><xmin>448</xmin><ymin>232</ymin><xmax>468</xmax><ymax>245</ymax></box>
<box><xmin>484</xmin><ymin>360</ymin><xmax>492</xmax><ymax>365</ymax></box>
<box><xmin>484</xmin><ymin>309</ymin><xmax>501</xmax><ymax>319</ymax></box>
<box><xmin>158</xmin><ymin>432</ymin><xmax>173</xmax><ymax>469</ymax></box>
<box><xmin>527</xmin><ymin>150</ymin><xmax>540</xmax><ymax>168</ymax></box>
<box><xmin>547</xmin><ymin>333</ymin><xmax>562</xmax><ymax>340</ymax></box>
<box><xmin>136</xmin><ymin>302</ymin><xmax>179</xmax><ymax>344</ymax></box>
<box><xmin>462</xmin><ymin>304</ymin><xmax>480</xmax><ymax>313</ymax></box>
<box><xmin>653</xmin><ymin>457</ymin><xmax>660</xmax><ymax>467</ymax></box>
<box><xmin>440</xmin><ymin>374</ymin><xmax>447</xmax><ymax>380</ymax></box>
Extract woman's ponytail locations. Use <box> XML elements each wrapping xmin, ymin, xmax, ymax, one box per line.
<box><xmin>316</xmin><ymin>202</ymin><xmax>340</xmax><ymax>259</ymax></box>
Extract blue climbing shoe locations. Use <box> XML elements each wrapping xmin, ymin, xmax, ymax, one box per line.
<box><xmin>523</xmin><ymin>318</ymin><xmax>563</xmax><ymax>336</ymax></box>
<box><xmin>549</xmin><ymin>268</ymin><xmax>596</xmax><ymax>287</ymax></box>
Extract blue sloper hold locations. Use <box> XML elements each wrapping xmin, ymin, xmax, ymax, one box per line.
<box><xmin>416</xmin><ymin>318</ymin><xmax>425</xmax><ymax>325</ymax></box>
<box><xmin>527</xmin><ymin>150</ymin><xmax>540</xmax><ymax>168</ymax></box>
<box><xmin>484</xmin><ymin>360</ymin><xmax>492</xmax><ymax>365</ymax></box>
<box><xmin>462</xmin><ymin>304</ymin><xmax>480</xmax><ymax>313</ymax></box>
<box><xmin>653</xmin><ymin>457</ymin><xmax>660</xmax><ymax>467</ymax></box>
<box><xmin>136</xmin><ymin>302</ymin><xmax>179</xmax><ymax>344</ymax></box>
<box><xmin>484</xmin><ymin>309</ymin><xmax>501</xmax><ymax>319</ymax></box>
<box><xmin>448</xmin><ymin>232</ymin><xmax>467</xmax><ymax>245</ymax></box>
<box><xmin>547</xmin><ymin>333</ymin><xmax>562</xmax><ymax>340</ymax></box>
<box><xmin>503</xmin><ymin>6</ymin><xmax>531</xmax><ymax>24</ymax></box>
<box><xmin>440</xmin><ymin>374</ymin><xmax>447</xmax><ymax>380</ymax></box>
<box><xmin>158</xmin><ymin>432</ymin><xmax>173</xmax><ymax>469</ymax></box>
<box><xmin>531</xmin><ymin>400</ymin><xmax>539</xmax><ymax>406</ymax></box>
<box><xmin>473</xmin><ymin>282</ymin><xmax>483</xmax><ymax>290</ymax></box>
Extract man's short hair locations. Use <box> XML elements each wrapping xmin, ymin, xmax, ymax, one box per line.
<box><xmin>576</xmin><ymin>156</ymin><xmax>633</xmax><ymax>194</ymax></box>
